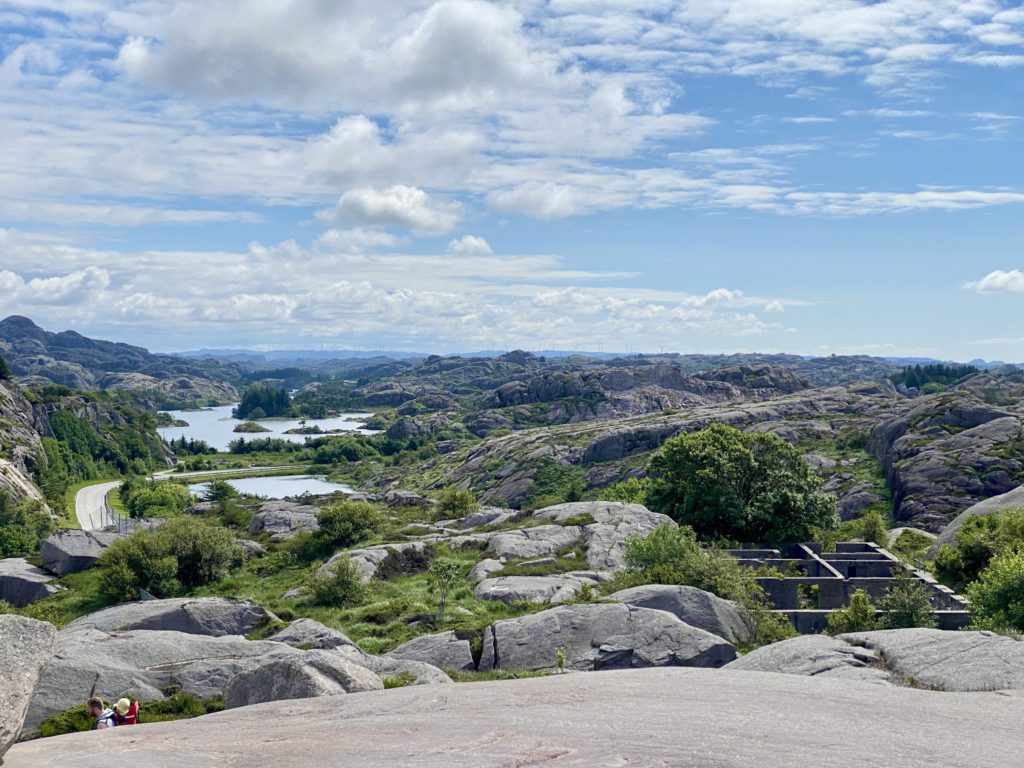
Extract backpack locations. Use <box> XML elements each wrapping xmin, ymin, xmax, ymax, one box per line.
<box><xmin>94</xmin><ymin>709</ymin><xmax>118</xmax><ymax>729</ymax></box>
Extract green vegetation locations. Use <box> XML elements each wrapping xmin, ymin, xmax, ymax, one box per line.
<box><xmin>935</xmin><ymin>508</ymin><xmax>1024</xmax><ymax>591</ymax></box>
<box><xmin>98</xmin><ymin>517</ymin><xmax>241</xmax><ymax>600</ymax></box>
<box><xmin>890</xmin><ymin>363</ymin><xmax>979</xmax><ymax>391</ymax></box>
<box><xmin>857</xmin><ymin>511</ymin><xmax>890</xmax><ymax>548</ymax></box>
<box><xmin>889</xmin><ymin>529</ymin><xmax>935</xmax><ymax>564</ymax></box>
<box><xmin>614</xmin><ymin>524</ymin><xmax>796</xmax><ymax>647</ymax></box>
<box><xmin>522</xmin><ymin>459</ymin><xmax>586</xmax><ymax>509</ymax></box>
<box><xmin>291</xmin><ymin>499</ymin><xmax>384</xmax><ymax>561</ymax></box>
<box><xmin>33</xmin><ymin>407</ymin><xmax>165</xmax><ymax>509</ymax></box>
<box><xmin>0</xmin><ymin>353</ymin><xmax>11</xmax><ymax>380</ymax></box>
<box><xmin>427</xmin><ymin>558</ymin><xmax>464</xmax><ymax>623</ymax></box>
<box><xmin>119</xmin><ymin>476</ymin><xmax>193</xmax><ymax>518</ymax></box>
<box><xmin>311</xmin><ymin>557</ymin><xmax>368</xmax><ymax>607</ymax></box>
<box><xmin>435</xmin><ymin>487</ymin><xmax>478</xmax><ymax>517</ymax></box>
<box><xmin>233</xmin><ymin>420</ymin><xmax>271</xmax><ymax>433</ymax></box>
<box><xmin>825</xmin><ymin>589</ymin><xmax>878</xmax><ymax>634</ymax></box>
<box><xmin>600</xmin><ymin>477</ymin><xmax>652</xmax><ymax>505</ymax></box>
<box><xmin>233</xmin><ymin>383</ymin><xmax>294</xmax><ymax>419</ymax></box>
<box><xmin>0</xmin><ymin>492</ymin><xmax>53</xmax><ymax>557</ymax></box>
<box><xmin>647</xmin><ymin>423</ymin><xmax>837</xmax><ymax>543</ymax></box>
<box><xmin>965</xmin><ymin>550</ymin><xmax>1024</xmax><ymax>632</ymax></box>
<box><xmin>878</xmin><ymin>569</ymin><xmax>937</xmax><ymax>629</ymax></box>
<box><xmin>166</xmin><ymin>436</ymin><xmax>216</xmax><ymax>456</ymax></box>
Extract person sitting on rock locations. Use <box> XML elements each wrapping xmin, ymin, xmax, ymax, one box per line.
<box><xmin>113</xmin><ymin>698</ymin><xmax>140</xmax><ymax>726</ymax></box>
<box><xmin>87</xmin><ymin>697</ymin><xmax>117</xmax><ymax>730</ymax></box>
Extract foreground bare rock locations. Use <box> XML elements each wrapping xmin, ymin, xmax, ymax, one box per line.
<box><xmin>8</xmin><ymin>668</ymin><xmax>1024</xmax><ymax>767</ymax></box>
<box><xmin>0</xmin><ymin>616</ymin><xmax>55</xmax><ymax>764</ymax></box>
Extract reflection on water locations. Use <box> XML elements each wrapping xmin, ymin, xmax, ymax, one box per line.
<box><xmin>190</xmin><ymin>474</ymin><xmax>354</xmax><ymax>499</ymax></box>
<box><xmin>158</xmin><ymin>404</ymin><xmax>376</xmax><ymax>452</ymax></box>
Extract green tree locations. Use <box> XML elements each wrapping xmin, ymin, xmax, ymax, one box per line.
<box><xmin>878</xmin><ymin>569</ymin><xmax>936</xmax><ymax>629</ymax></box>
<box><xmin>934</xmin><ymin>508</ymin><xmax>1024</xmax><ymax>591</ymax></box>
<box><xmin>0</xmin><ymin>493</ymin><xmax>54</xmax><ymax>557</ymax></box>
<box><xmin>825</xmin><ymin>589</ymin><xmax>878</xmax><ymax>635</ymax></box>
<box><xmin>203</xmin><ymin>479</ymin><xmax>239</xmax><ymax>504</ymax></box>
<box><xmin>601</xmin><ymin>477</ymin><xmax>652</xmax><ymax>505</ymax></box>
<box><xmin>435</xmin><ymin>487</ymin><xmax>477</xmax><ymax>517</ymax></box>
<box><xmin>233</xmin><ymin>384</ymin><xmax>293</xmax><ymax>419</ymax></box>
<box><xmin>965</xmin><ymin>550</ymin><xmax>1024</xmax><ymax>632</ymax></box>
<box><xmin>647</xmin><ymin>423</ymin><xmax>837</xmax><ymax>542</ymax></box>
<box><xmin>314</xmin><ymin>500</ymin><xmax>383</xmax><ymax>551</ymax></box>
<box><xmin>427</xmin><ymin>558</ymin><xmax>463</xmax><ymax>624</ymax></box>
<box><xmin>0</xmin><ymin>354</ymin><xmax>11</xmax><ymax>381</ymax></box>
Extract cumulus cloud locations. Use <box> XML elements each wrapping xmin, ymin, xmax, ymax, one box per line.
<box><xmin>447</xmin><ymin>235</ymin><xmax>493</xmax><ymax>255</ymax></box>
<box><xmin>317</xmin><ymin>186</ymin><xmax>463</xmax><ymax>234</ymax></box>
<box><xmin>964</xmin><ymin>270</ymin><xmax>1024</xmax><ymax>294</ymax></box>
<box><xmin>0</xmin><ymin>266</ymin><xmax>110</xmax><ymax>304</ymax></box>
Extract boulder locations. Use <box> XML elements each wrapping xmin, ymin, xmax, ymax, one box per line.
<box><xmin>459</xmin><ymin>507</ymin><xmax>517</xmax><ymax>529</ymax></box>
<box><xmin>25</xmin><ymin>626</ymin><xmax>299</xmax><ymax>730</ymax></box>
<box><xmin>383</xmin><ymin>490</ymin><xmax>433</xmax><ymax>508</ymax></box>
<box><xmin>726</xmin><ymin>634</ymin><xmax>889</xmax><ymax>684</ymax></box>
<box><xmin>321</xmin><ymin>541</ymin><xmax>433</xmax><ymax>582</ymax></box>
<box><xmin>479</xmin><ymin>603</ymin><xmax>736</xmax><ymax>672</ymax></box>
<box><xmin>248</xmin><ymin>501</ymin><xmax>320</xmax><ymax>540</ymax></box>
<box><xmin>487</xmin><ymin>525</ymin><xmax>583</xmax><ymax>561</ymax></box>
<box><xmin>63</xmin><ymin>598</ymin><xmax>278</xmax><ymax>637</ymax></box>
<box><xmin>841</xmin><ymin>628</ymin><xmax>1024</xmax><ymax>692</ymax></box>
<box><xmin>224</xmin><ymin>650</ymin><xmax>382</xmax><ymax>709</ymax></box>
<box><xmin>0</xmin><ymin>558</ymin><xmax>61</xmax><ymax>607</ymax></box>
<box><xmin>0</xmin><ymin>616</ymin><xmax>56</xmax><ymax>762</ymax></box>
<box><xmin>235</xmin><ymin>539</ymin><xmax>268</xmax><ymax>558</ymax></box>
<box><xmin>534</xmin><ymin>502</ymin><xmax>675</xmax><ymax>570</ymax></box>
<box><xmin>474</xmin><ymin>574</ymin><xmax>598</xmax><ymax>605</ymax></box>
<box><xmin>39</xmin><ymin>529</ymin><xmax>122</xmax><ymax>575</ymax></box>
<box><xmin>9</xmin><ymin>668</ymin><xmax>1024</xmax><ymax>768</ymax></box>
<box><xmin>269</xmin><ymin>618</ymin><xmax>360</xmax><ymax>651</ymax></box>
<box><xmin>467</xmin><ymin>558</ymin><xmax>504</xmax><ymax>582</ymax></box>
<box><xmin>269</xmin><ymin>619</ymin><xmax>453</xmax><ymax>686</ymax></box>
<box><xmin>388</xmin><ymin>631</ymin><xmax>475</xmax><ymax>671</ymax></box>
<box><xmin>604</xmin><ymin>585</ymin><xmax>751</xmax><ymax>644</ymax></box>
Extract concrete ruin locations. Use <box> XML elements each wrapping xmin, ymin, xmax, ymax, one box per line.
<box><xmin>727</xmin><ymin>542</ymin><xmax>970</xmax><ymax>633</ymax></box>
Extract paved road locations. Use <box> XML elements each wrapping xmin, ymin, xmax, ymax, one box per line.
<box><xmin>73</xmin><ymin>466</ymin><xmax>308</xmax><ymax>530</ymax></box>
<box><xmin>74</xmin><ymin>480</ymin><xmax>122</xmax><ymax>531</ymax></box>
<box><xmin>8</xmin><ymin>667</ymin><xmax>1024</xmax><ymax>767</ymax></box>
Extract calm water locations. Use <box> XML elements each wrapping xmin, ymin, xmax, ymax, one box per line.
<box><xmin>157</xmin><ymin>404</ymin><xmax>376</xmax><ymax>452</ymax></box>
<box><xmin>190</xmin><ymin>474</ymin><xmax>354</xmax><ymax>499</ymax></box>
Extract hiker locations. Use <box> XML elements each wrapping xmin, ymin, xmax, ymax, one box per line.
<box><xmin>114</xmin><ymin>698</ymin><xmax>140</xmax><ymax>726</ymax></box>
<box><xmin>86</xmin><ymin>697</ymin><xmax>117</xmax><ymax>730</ymax></box>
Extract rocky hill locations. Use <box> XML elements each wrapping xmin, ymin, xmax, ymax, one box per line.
<box><xmin>0</xmin><ymin>381</ymin><xmax>48</xmax><ymax>507</ymax></box>
<box><xmin>0</xmin><ymin>316</ymin><xmax>239</xmax><ymax>407</ymax></box>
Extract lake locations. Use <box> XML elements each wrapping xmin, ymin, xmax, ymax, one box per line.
<box><xmin>189</xmin><ymin>474</ymin><xmax>354</xmax><ymax>499</ymax></box>
<box><xmin>157</xmin><ymin>404</ymin><xmax>377</xmax><ymax>452</ymax></box>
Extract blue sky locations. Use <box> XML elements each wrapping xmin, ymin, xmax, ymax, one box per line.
<box><xmin>1</xmin><ymin>1</ymin><xmax>1022</xmax><ymax>359</ymax></box>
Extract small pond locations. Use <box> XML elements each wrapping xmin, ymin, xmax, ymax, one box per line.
<box><xmin>189</xmin><ymin>474</ymin><xmax>354</xmax><ymax>499</ymax></box>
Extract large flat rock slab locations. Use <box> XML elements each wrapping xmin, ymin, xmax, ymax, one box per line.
<box><xmin>841</xmin><ymin>628</ymin><xmax>1024</xmax><ymax>692</ymax></box>
<box><xmin>7</xmin><ymin>668</ymin><xmax>1024</xmax><ymax>767</ymax></box>
<box><xmin>63</xmin><ymin>598</ymin><xmax>278</xmax><ymax>637</ymax></box>
<box><xmin>0</xmin><ymin>558</ymin><xmax>61</xmax><ymax>607</ymax></box>
<box><xmin>726</xmin><ymin>634</ymin><xmax>890</xmax><ymax>685</ymax></box>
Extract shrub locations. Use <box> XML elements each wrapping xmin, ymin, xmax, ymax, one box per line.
<box><xmin>203</xmin><ymin>480</ymin><xmax>238</xmax><ymax>503</ymax></box>
<box><xmin>934</xmin><ymin>507</ymin><xmax>1024</xmax><ymax>591</ymax></box>
<box><xmin>119</xmin><ymin>477</ymin><xmax>193</xmax><ymax>519</ymax></box>
<box><xmin>435</xmin><ymin>487</ymin><xmax>478</xmax><ymax>517</ymax></box>
<box><xmin>315</xmin><ymin>500</ymin><xmax>384</xmax><ymax>551</ymax></box>
<box><xmin>0</xmin><ymin>354</ymin><xmax>11</xmax><ymax>380</ymax></box>
<box><xmin>647</xmin><ymin>423</ymin><xmax>837</xmax><ymax>542</ymax></box>
<box><xmin>878</xmin><ymin>569</ymin><xmax>936</xmax><ymax>629</ymax></box>
<box><xmin>427</xmin><ymin>558</ymin><xmax>464</xmax><ymax>624</ymax></box>
<box><xmin>310</xmin><ymin>557</ymin><xmax>367</xmax><ymax>607</ymax></box>
<box><xmin>98</xmin><ymin>517</ymin><xmax>240</xmax><ymax>600</ymax></box>
<box><xmin>0</xmin><ymin>493</ymin><xmax>54</xmax><ymax>557</ymax></box>
<box><xmin>858</xmin><ymin>511</ymin><xmax>889</xmax><ymax>549</ymax></box>
<box><xmin>826</xmin><ymin>589</ymin><xmax>878</xmax><ymax>635</ymax></box>
<box><xmin>600</xmin><ymin>477</ymin><xmax>652</xmax><ymax>505</ymax></box>
<box><xmin>965</xmin><ymin>550</ymin><xmax>1024</xmax><ymax>632</ymax></box>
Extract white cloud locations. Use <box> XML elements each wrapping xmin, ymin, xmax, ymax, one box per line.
<box><xmin>447</xmin><ymin>235</ymin><xmax>493</xmax><ymax>255</ymax></box>
<box><xmin>964</xmin><ymin>269</ymin><xmax>1024</xmax><ymax>294</ymax></box>
<box><xmin>316</xmin><ymin>228</ymin><xmax>406</xmax><ymax>253</ymax></box>
<box><xmin>317</xmin><ymin>186</ymin><xmax>463</xmax><ymax>234</ymax></box>
<box><xmin>0</xmin><ymin>266</ymin><xmax>110</xmax><ymax>304</ymax></box>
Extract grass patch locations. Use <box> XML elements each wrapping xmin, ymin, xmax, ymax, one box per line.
<box><xmin>445</xmin><ymin>669</ymin><xmax>558</xmax><ymax>683</ymax></box>
<box><xmin>29</xmin><ymin>693</ymin><xmax>224</xmax><ymax>740</ymax></box>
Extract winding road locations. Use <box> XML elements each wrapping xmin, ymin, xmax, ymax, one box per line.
<box><xmin>73</xmin><ymin>465</ymin><xmax>309</xmax><ymax>531</ymax></box>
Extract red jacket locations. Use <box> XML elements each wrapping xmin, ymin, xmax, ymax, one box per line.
<box><xmin>115</xmin><ymin>701</ymin><xmax>140</xmax><ymax>726</ymax></box>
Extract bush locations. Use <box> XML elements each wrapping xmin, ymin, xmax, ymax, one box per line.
<box><xmin>315</xmin><ymin>500</ymin><xmax>383</xmax><ymax>551</ymax></box>
<box><xmin>647</xmin><ymin>423</ymin><xmax>837</xmax><ymax>542</ymax></box>
<box><xmin>203</xmin><ymin>480</ymin><xmax>238</xmax><ymax>503</ymax></box>
<box><xmin>965</xmin><ymin>550</ymin><xmax>1024</xmax><ymax>632</ymax></box>
<box><xmin>98</xmin><ymin>518</ymin><xmax>241</xmax><ymax>600</ymax></box>
<box><xmin>826</xmin><ymin>589</ymin><xmax>878</xmax><ymax>635</ymax></box>
<box><xmin>600</xmin><ymin>477</ymin><xmax>652</xmax><ymax>505</ymax></box>
<box><xmin>878</xmin><ymin>569</ymin><xmax>936</xmax><ymax>629</ymax></box>
<box><xmin>858</xmin><ymin>511</ymin><xmax>889</xmax><ymax>549</ymax></box>
<box><xmin>119</xmin><ymin>477</ymin><xmax>193</xmax><ymax>519</ymax></box>
<box><xmin>427</xmin><ymin>558</ymin><xmax>464</xmax><ymax>623</ymax></box>
<box><xmin>435</xmin><ymin>487</ymin><xmax>478</xmax><ymax>517</ymax></box>
<box><xmin>0</xmin><ymin>493</ymin><xmax>54</xmax><ymax>557</ymax></box>
<box><xmin>0</xmin><ymin>354</ymin><xmax>11</xmax><ymax>380</ymax></box>
<box><xmin>934</xmin><ymin>508</ymin><xmax>1024</xmax><ymax>591</ymax></box>
<box><xmin>310</xmin><ymin>557</ymin><xmax>367</xmax><ymax>607</ymax></box>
